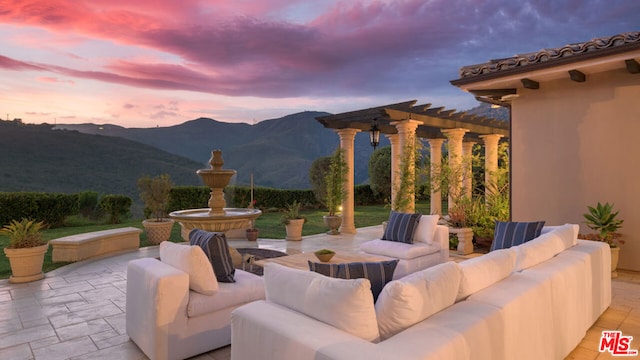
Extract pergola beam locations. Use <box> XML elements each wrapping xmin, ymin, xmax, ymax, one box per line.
<box><xmin>384</xmin><ymin>108</ymin><xmax>509</xmax><ymax>137</ymax></box>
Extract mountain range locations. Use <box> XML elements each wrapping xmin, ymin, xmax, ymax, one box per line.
<box><xmin>52</xmin><ymin>111</ymin><xmax>392</xmax><ymax>189</ymax></box>
<box><xmin>2</xmin><ymin>103</ymin><xmax>507</xmax><ymax>201</ymax></box>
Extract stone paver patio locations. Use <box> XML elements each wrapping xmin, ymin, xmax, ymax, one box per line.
<box><xmin>0</xmin><ymin>225</ymin><xmax>638</xmax><ymax>360</ymax></box>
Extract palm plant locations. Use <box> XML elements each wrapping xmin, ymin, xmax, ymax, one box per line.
<box><xmin>0</xmin><ymin>218</ymin><xmax>47</xmax><ymax>249</ymax></box>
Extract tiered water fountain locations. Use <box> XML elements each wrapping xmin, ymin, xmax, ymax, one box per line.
<box><xmin>169</xmin><ymin>150</ymin><xmax>261</xmax><ymax>240</ymax></box>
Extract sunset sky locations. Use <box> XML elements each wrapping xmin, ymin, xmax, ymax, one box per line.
<box><xmin>1</xmin><ymin>0</ymin><xmax>638</xmax><ymax>128</ymax></box>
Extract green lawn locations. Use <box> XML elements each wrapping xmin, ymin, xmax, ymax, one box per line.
<box><xmin>1</xmin><ymin>202</ymin><xmax>432</xmax><ymax>279</ymax></box>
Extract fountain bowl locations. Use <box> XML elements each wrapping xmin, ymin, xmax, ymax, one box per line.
<box><xmin>170</xmin><ymin>208</ymin><xmax>262</xmax><ymax>240</ymax></box>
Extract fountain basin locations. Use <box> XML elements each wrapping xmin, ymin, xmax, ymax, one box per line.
<box><xmin>170</xmin><ymin>208</ymin><xmax>262</xmax><ymax>240</ymax></box>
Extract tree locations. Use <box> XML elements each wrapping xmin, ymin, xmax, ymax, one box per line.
<box><xmin>309</xmin><ymin>155</ymin><xmax>331</xmax><ymax>207</ymax></box>
<box><xmin>368</xmin><ymin>146</ymin><xmax>391</xmax><ymax>201</ymax></box>
<box><xmin>325</xmin><ymin>148</ymin><xmax>347</xmax><ymax>216</ymax></box>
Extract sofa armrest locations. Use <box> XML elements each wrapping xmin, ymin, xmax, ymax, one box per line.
<box><xmin>231</xmin><ymin>300</ymin><xmax>379</xmax><ymax>360</ymax></box>
<box><xmin>434</xmin><ymin>225</ymin><xmax>450</xmax><ymax>263</ymax></box>
<box><xmin>126</xmin><ymin>258</ymin><xmax>189</xmax><ymax>360</ymax></box>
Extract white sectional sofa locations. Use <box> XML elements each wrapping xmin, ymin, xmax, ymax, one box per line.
<box><xmin>231</xmin><ymin>224</ymin><xmax>611</xmax><ymax>360</ymax></box>
<box><xmin>126</xmin><ymin>242</ymin><xmax>265</xmax><ymax>360</ymax></box>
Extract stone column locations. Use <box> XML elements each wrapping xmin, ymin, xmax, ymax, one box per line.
<box><xmin>385</xmin><ymin>134</ymin><xmax>400</xmax><ymax>208</ymax></box>
<box><xmin>479</xmin><ymin>134</ymin><xmax>504</xmax><ymax>202</ymax></box>
<box><xmin>442</xmin><ymin>128</ymin><xmax>469</xmax><ymax>211</ymax></box>
<box><xmin>336</xmin><ymin>128</ymin><xmax>359</xmax><ymax>234</ymax></box>
<box><xmin>427</xmin><ymin>138</ymin><xmax>445</xmax><ymax>215</ymax></box>
<box><xmin>462</xmin><ymin>141</ymin><xmax>476</xmax><ymax>199</ymax></box>
<box><xmin>390</xmin><ymin>120</ymin><xmax>421</xmax><ymax>213</ymax></box>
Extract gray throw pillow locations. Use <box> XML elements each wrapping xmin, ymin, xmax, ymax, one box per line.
<box><xmin>490</xmin><ymin>221</ymin><xmax>545</xmax><ymax>251</ymax></box>
<box><xmin>308</xmin><ymin>260</ymin><xmax>399</xmax><ymax>302</ymax></box>
<box><xmin>382</xmin><ymin>211</ymin><xmax>421</xmax><ymax>244</ymax></box>
<box><xmin>189</xmin><ymin>229</ymin><xmax>235</xmax><ymax>283</ymax></box>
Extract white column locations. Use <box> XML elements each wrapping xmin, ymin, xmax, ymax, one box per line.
<box><xmin>390</xmin><ymin>120</ymin><xmax>421</xmax><ymax>213</ymax></box>
<box><xmin>336</xmin><ymin>128</ymin><xmax>359</xmax><ymax>234</ymax></box>
<box><xmin>480</xmin><ymin>134</ymin><xmax>504</xmax><ymax>201</ymax></box>
<box><xmin>442</xmin><ymin>128</ymin><xmax>469</xmax><ymax>211</ymax></box>
<box><xmin>462</xmin><ymin>141</ymin><xmax>476</xmax><ymax>199</ymax></box>
<box><xmin>427</xmin><ymin>138</ymin><xmax>445</xmax><ymax>215</ymax></box>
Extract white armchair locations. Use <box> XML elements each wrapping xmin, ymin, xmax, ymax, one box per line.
<box><xmin>360</xmin><ymin>215</ymin><xmax>449</xmax><ymax>279</ymax></box>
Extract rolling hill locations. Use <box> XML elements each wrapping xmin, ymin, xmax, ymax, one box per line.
<box><xmin>54</xmin><ymin>111</ymin><xmax>392</xmax><ymax>189</ymax></box>
<box><xmin>0</xmin><ymin>121</ymin><xmax>202</xmax><ymax>201</ymax></box>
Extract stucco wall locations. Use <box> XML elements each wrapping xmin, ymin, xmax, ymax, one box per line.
<box><xmin>512</xmin><ymin>69</ymin><xmax>640</xmax><ymax>271</ymax></box>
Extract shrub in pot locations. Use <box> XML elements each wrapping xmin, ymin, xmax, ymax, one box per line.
<box><xmin>138</xmin><ymin>174</ymin><xmax>175</xmax><ymax>245</ymax></box>
<box><xmin>323</xmin><ymin>148</ymin><xmax>347</xmax><ymax>234</ymax></box>
<box><xmin>580</xmin><ymin>202</ymin><xmax>625</xmax><ymax>277</ymax></box>
<box><xmin>1</xmin><ymin>218</ymin><xmax>49</xmax><ymax>283</ymax></box>
<box><xmin>281</xmin><ymin>201</ymin><xmax>306</xmax><ymax>241</ymax></box>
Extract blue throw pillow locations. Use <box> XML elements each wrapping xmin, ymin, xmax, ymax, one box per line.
<box><xmin>490</xmin><ymin>221</ymin><xmax>546</xmax><ymax>251</ymax></box>
<box><xmin>189</xmin><ymin>229</ymin><xmax>235</xmax><ymax>283</ymax></box>
<box><xmin>382</xmin><ymin>211</ymin><xmax>421</xmax><ymax>244</ymax></box>
<box><xmin>308</xmin><ymin>260</ymin><xmax>399</xmax><ymax>302</ymax></box>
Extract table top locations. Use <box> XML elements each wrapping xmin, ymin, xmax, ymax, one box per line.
<box><xmin>253</xmin><ymin>251</ymin><xmax>391</xmax><ymax>271</ymax></box>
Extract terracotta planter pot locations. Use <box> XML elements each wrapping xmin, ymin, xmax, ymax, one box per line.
<box><xmin>4</xmin><ymin>243</ymin><xmax>49</xmax><ymax>283</ymax></box>
<box><xmin>323</xmin><ymin>215</ymin><xmax>342</xmax><ymax>235</ymax></box>
<box><xmin>610</xmin><ymin>246</ymin><xmax>620</xmax><ymax>278</ymax></box>
<box><xmin>246</xmin><ymin>229</ymin><xmax>259</xmax><ymax>242</ymax></box>
<box><xmin>143</xmin><ymin>219</ymin><xmax>175</xmax><ymax>245</ymax></box>
<box><xmin>285</xmin><ymin>219</ymin><xmax>305</xmax><ymax>241</ymax></box>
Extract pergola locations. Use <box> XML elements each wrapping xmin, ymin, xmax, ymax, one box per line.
<box><xmin>316</xmin><ymin>100</ymin><xmax>509</xmax><ymax>235</ymax></box>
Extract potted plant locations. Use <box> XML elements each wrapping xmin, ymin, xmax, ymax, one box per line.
<box><xmin>1</xmin><ymin>218</ymin><xmax>49</xmax><ymax>283</ymax></box>
<box><xmin>445</xmin><ymin>200</ymin><xmax>474</xmax><ymax>255</ymax></box>
<box><xmin>137</xmin><ymin>174</ymin><xmax>175</xmax><ymax>245</ymax></box>
<box><xmin>281</xmin><ymin>201</ymin><xmax>306</xmax><ymax>241</ymax></box>
<box><xmin>323</xmin><ymin>148</ymin><xmax>347</xmax><ymax>235</ymax></box>
<box><xmin>580</xmin><ymin>202</ymin><xmax>625</xmax><ymax>277</ymax></box>
<box><xmin>246</xmin><ymin>201</ymin><xmax>259</xmax><ymax>242</ymax></box>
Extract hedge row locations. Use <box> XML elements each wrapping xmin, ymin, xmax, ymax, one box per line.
<box><xmin>0</xmin><ymin>192</ymin><xmax>80</xmax><ymax>227</ymax></box>
<box><xmin>0</xmin><ymin>185</ymin><xmax>386</xmax><ymax>227</ymax></box>
<box><xmin>168</xmin><ymin>185</ymin><xmax>385</xmax><ymax>212</ymax></box>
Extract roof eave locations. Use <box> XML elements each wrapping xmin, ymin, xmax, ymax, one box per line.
<box><xmin>450</xmin><ymin>41</ymin><xmax>640</xmax><ymax>88</ymax></box>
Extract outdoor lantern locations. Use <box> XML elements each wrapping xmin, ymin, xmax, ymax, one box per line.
<box><xmin>369</xmin><ymin>120</ymin><xmax>380</xmax><ymax>150</ymax></box>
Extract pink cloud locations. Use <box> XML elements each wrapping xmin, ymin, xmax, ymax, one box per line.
<box><xmin>1</xmin><ymin>0</ymin><xmax>638</xmax><ymax>102</ymax></box>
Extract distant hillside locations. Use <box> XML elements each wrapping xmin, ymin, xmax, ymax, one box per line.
<box><xmin>52</xmin><ymin>103</ymin><xmax>507</xmax><ymax>189</ymax></box>
<box><xmin>55</xmin><ymin>111</ymin><xmax>392</xmax><ymax>188</ymax></box>
<box><xmin>0</xmin><ymin>121</ymin><xmax>202</xmax><ymax>201</ymax></box>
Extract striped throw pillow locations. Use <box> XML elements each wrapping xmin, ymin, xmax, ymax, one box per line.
<box><xmin>382</xmin><ymin>211</ymin><xmax>422</xmax><ymax>244</ymax></box>
<box><xmin>308</xmin><ymin>260</ymin><xmax>399</xmax><ymax>302</ymax></box>
<box><xmin>189</xmin><ymin>229</ymin><xmax>236</xmax><ymax>283</ymax></box>
<box><xmin>490</xmin><ymin>221</ymin><xmax>545</xmax><ymax>251</ymax></box>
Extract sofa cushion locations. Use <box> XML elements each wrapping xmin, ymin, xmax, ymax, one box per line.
<box><xmin>375</xmin><ymin>261</ymin><xmax>461</xmax><ymax>340</ymax></box>
<box><xmin>263</xmin><ymin>263</ymin><xmax>380</xmax><ymax>342</ymax></box>
<box><xmin>514</xmin><ymin>231</ymin><xmax>566</xmax><ymax>271</ymax></box>
<box><xmin>360</xmin><ymin>239</ymin><xmax>439</xmax><ymax>260</ymax></box>
<box><xmin>413</xmin><ymin>215</ymin><xmax>440</xmax><ymax>244</ymax></box>
<box><xmin>189</xmin><ymin>229</ymin><xmax>235</xmax><ymax>283</ymax></box>
<box><xmin>159</xmin><ymin>241</ymin><xmax>218</xmax><ymax>295</ymax></box>
<box><xmin>456</xmin><ymin>248</ymin><xmax>517</xmax><ymax>301</ymax></box>
<box><xmin>541</xmin><ymin>224</ymin><xmax>578</xmax><ymax>249</ymax></box>
<box><xmin>308</xmin><ymin>260</ymin><xmax>399</xmax><ymax>302</ymax></box>
<box><xmin>187</xmin><ymin>269</ymin><xmax>264</xmax><ymax>317</ymax></box>
<box><xmin>382</xmin><ymin>211</ymin><xmax>421</xmax><ymax>244</ymax></box>
<box><xmin>490</xmin><ymin>221</ymin><xmax>545</xmax><ymax>251</ymax></box>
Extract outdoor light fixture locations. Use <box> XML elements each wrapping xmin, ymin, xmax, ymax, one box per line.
<box><xmin>369</xmin><ymin>119</ymin><xmax>380</xmax><ymax>150</ymax></box>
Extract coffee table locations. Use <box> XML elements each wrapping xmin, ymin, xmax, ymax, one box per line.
<box><xmin>253</xmin><ymin>251</ymin><xmax>391</xmax><ymax>271</ymax></box>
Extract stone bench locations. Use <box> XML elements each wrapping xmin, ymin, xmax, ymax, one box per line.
<box><xmin>51</xmin><ymin>227</ymin><xmax>142</xmax><ymax>262</ymax></box>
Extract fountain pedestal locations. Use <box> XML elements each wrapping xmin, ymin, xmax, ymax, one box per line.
<box><xmin>170</xmin><ymin>150</ymin><xmax>262</xmax><ymax>240</ymax></box>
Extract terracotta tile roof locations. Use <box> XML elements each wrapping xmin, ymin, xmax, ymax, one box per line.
<box><xmin>457</xmin><ymin>31</ymin><xmax>640</xmax><ymax>80</ymax></box>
